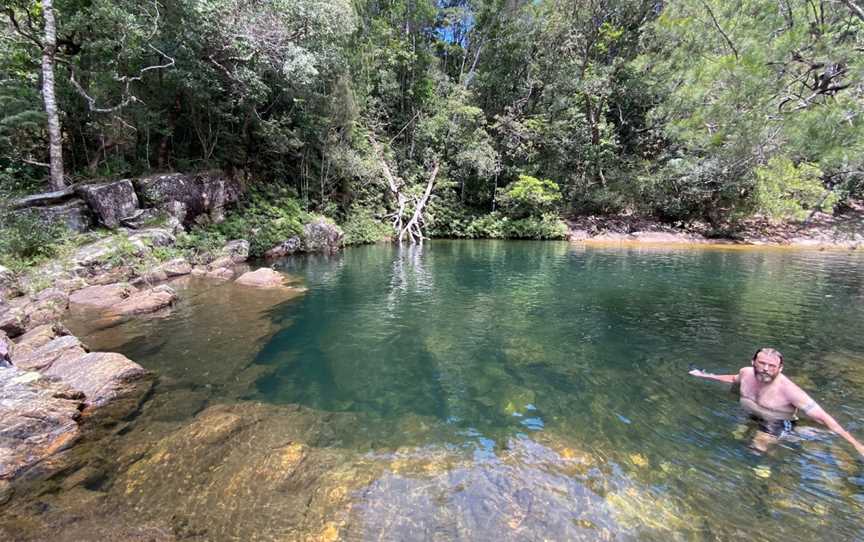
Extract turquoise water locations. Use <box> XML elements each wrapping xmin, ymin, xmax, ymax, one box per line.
<box><xmin>64</xmin><ymin>241</ymin><xmax>864</xmax><ymax>540</ymax></box>
<box><xmin>256</xmin><ymin>242</ymin><xmax>864</xmax><ymax>538</ymax></box>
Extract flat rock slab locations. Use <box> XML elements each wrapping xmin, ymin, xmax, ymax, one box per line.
<box><xmin>10</xmin><ymin>186</ymin><xmax>76</xmax><ymax>209</ymax></box>
<box><xmin>158</xmin><ymin>258</ymin><xmax>192</xmax><ymax>277</ymax></box>
<box><xmin>104</xmin><ymin>286</ymin><xmax>176</xmax><ymax>317</ymax></box>
<box><xmin>0</xmin><ymin>367</ymin><xmax>84</xmax><ymax>481</ymax></box>
<box><xmin>69</xmin><ymin>284</ymin><xmax>135</xmax><ymax>310</ymax></box>
<box><xmin>12</xmin><ymin>335</ymin><xmax>87</xmax><ymax>372</ymax></box>
<box><xmin>43</xmin><ymin>352</ymin><xmax>151</xmax><ymax>412</ymax></box>
<box><xmin>235</xmin><ymin>268</ymin><xmax>290</xmax><ymax>288</ymax></box>
<box><xmin>70</xmin><ymin>229</ymin><xmax>173</xmax><ymax>268</ymax></box>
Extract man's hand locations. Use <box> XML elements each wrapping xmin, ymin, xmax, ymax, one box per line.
<box><xmin>689</xmin><ymin>368</ymin><xmax>739</xmax><ymax>384</ymax></box>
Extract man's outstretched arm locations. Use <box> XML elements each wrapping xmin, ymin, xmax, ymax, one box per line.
<box><xmin>788</xmin><ymin>387</ymin><xmax>864</xmax><ymax>457</ymax></box>
<box><xmin>688</xmin><ymin>368</ymin><xmax>740</xmax><ymax>384</ymax></box>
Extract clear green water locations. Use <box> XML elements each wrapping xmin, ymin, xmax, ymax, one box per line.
<box><xmin>63</xmin><ymin>241</ymin><xmax>864</xmax><ymax>540</ymax></box>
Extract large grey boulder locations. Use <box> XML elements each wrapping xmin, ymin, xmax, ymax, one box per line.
<box><xmin>158</xmin><ymin>258</ymin><xmax>192</xmax><ymax>277</ymax></box>
<box><xmin>19</xmin><ymin>199</ymin><xmax>93</xmax><ymax>233</ymax></box>
<box><xmin>302</xmin><ymin>218</ymin><xmax>344</xmax><ymax>253</ymax></box>
<box><xmin>264</xmin><ymin>237</ymin><xmax>301</xmax><ymax>259</ymax></box>
<box><xmin>221</xmin><ymin>239</ymin><xmax>250</xmax><ymax>263</ymax></box>
<box><xmin>76</xmin><ymin>179</ymin><xmax>140</xmax><ymax>229</ymax></box>
<box><xmin>133</xmin><ymin>171</ymin><xmax>243</xmax><ymax>226</ymax></box>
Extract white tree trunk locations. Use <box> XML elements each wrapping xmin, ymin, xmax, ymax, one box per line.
<box><xmin>368</xmin><ymin>134</ymin><xmax>438</xmax><ymax>244</ymax></box>
<box><xmin>41</xmin><ymin>0</ymin><xmax>65</xmax><ymax>190</ymax></box>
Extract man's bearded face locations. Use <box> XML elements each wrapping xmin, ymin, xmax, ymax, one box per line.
<box><xmin>753</xmin><ymin>352</ymin><xmax>782</xmax><ymax>383</ymax></box>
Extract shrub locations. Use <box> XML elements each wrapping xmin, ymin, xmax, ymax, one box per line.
<box><xmin>177</xmin><ymin>186</ymin><xmax>307</xmax><ymax>259</ymax></box>
<box><xmin>216</xmin><ymin>189</ymin><xmax>306</xmax><ymax>257</ymax></box>
<box><xmin>425</xmin><ymin>193</ymin><xmax>476</xmax><ymax>238</ymax></box>
<box><xmin>497</xmin><ymin>175</ymin><xmax>562</xmax><ymax>219</ymax></box>
<box><xmin>341</xmin><ymin>210</ymin><xmax>391</xmax><ymax>245</ymax></box>
<box><xmin>465</xmin><ymin>212</ymin><xmax>567</xmax><ymax>240</ymax></box>
<box><xmin>0</xmin><ymin>209</ymin><xmax>68</xmax><ymax>268</ymax></box>
<box><xmin>175</xmin><ymin>228</ymin><xmax>228</xmax><ymax>264</ymax></box>
<box><xmin>754</xmin><ymin>157</ymin><xmax>834</xmax><ymax>220</ymax></box>
<box><xmin>636</xmin><ymin>155</ymin><xmax>755</xmax><ymax>225</ymax></box>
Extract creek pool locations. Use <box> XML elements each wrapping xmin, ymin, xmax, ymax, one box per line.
<box><xmin>37</xmin><ymin>242</ymin><xmax>864</xmax><ymax>540</ymax></box>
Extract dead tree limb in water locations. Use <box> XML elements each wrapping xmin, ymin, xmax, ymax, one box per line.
<box><xmin>401</xmin><ymin>161</ymin><xmax>439</xmax><ymax>244</ymax></box>
<box><xmin>367</xmin><ymin>133</ymin><xmax>439</xmax><ymax>244</ymax></box>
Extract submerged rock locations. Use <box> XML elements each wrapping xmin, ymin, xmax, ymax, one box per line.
<box><xmin>205</xmin><ymin>267</ymin><xmax>234</xmax><ymax>281</ymax></box>
<box><xmin>43</xmin><ymin>352</ymin><xmax>151</xmax><ymax>412</ymax></box>
<box><xmin>235</xmin><ymin>268</ymin><xmax>291</xmax><ymax>288</ymax></box>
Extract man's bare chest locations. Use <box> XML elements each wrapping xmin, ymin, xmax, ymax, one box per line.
<box><xmin>739</xmin><ymin>378</ymin><xmax>792</xmax><ymax>412</ymax></box>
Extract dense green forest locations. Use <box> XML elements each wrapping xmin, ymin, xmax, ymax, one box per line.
<box><xmin>2</xmin><ymin>0</ymin><xmax>863</xmax><ymax>246</ymax></box>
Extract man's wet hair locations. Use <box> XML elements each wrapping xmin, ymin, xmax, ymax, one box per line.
<box><xmin>752</xmin><ymin>347</ymin><xmax>783</xmax><ymax>365</ymax></box>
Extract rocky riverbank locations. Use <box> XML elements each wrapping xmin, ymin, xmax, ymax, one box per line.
<box><xmin>567</xmin><ymin>203</ymin><xmax>864</xmax><ymax>250</ymax></box>
<box><xmin>0</xmin><ymin>227</ymin><xmax>308</xmax><ymax>509</ymax></box>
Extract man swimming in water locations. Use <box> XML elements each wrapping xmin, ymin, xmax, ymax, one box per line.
<box><xmin>689</xmin><ymin>347</ymin><xmax>864</xmax><ymax>457</ymax></box>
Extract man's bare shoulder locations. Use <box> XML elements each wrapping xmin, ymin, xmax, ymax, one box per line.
<box><xmin>778</xmin><ymin>374</ymin><xmax>807</xmax><ymax>395</ymax></box>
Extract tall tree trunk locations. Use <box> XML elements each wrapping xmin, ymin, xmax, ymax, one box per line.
<box><xmin>41</xmin><ymin>0</ymin><xmax>64</xmax><ymax>189</ymax></box>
